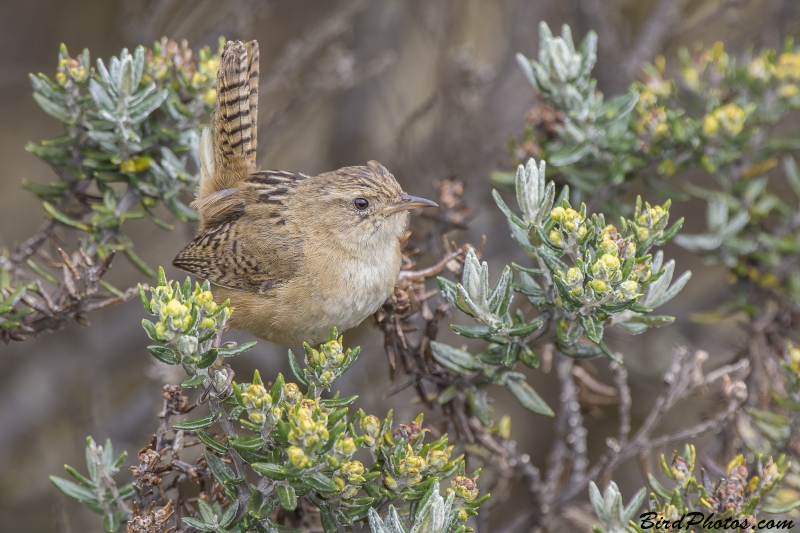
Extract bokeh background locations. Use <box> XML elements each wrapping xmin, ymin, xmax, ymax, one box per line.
<box><xmin>2</xmin><ymin>0</ymin><xmax>800</xmax><ymax>531</ymax></box>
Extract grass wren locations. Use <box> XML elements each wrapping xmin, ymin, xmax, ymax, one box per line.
<box><xmin>173</xmin><ymin>40</ymin><xmax>437</xmax><ymax>346</ymax></box>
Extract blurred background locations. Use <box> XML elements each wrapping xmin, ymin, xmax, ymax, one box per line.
<box><xmin>2</xmin><ymin>0</ymin><xmax>800</xmax><ymax>531</ymax></box>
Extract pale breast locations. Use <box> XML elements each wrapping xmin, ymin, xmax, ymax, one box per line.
<box><xmin>232</xmin><ymin>240</ymin><xmax>402</xmax><ymax>346</ymax></box>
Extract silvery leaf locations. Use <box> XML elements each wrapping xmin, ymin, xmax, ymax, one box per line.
<box><xmin>462</xmin><ymin>249</ymin><xmax>483</xmax><ymax>303</ymax></box>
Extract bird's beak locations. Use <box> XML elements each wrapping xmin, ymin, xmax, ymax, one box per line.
<box><xmin>383</xmin><ymin>193</ymin><xmax>439</xmax><ymax>214</ymax></box>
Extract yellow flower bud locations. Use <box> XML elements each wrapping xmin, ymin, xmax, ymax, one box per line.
<box><xmin>382</xmin><ymin>473</ymin><xmax>398</xmax><ymax>491</ymax></box>
<box><xmin>702</xmin><ymin>113</ymin><xmax>719</xmax><ymax>136</ymax></box>
<box><xmin>335</xmin><ymin>437</ymin><xmax>357</xmax><ymax>456</ymax></box>
<box><xmin>549</xmin><ymin>230</ymin><xmax>563</xmax><ymax>247</ymax></box>
<box><xmin>618</xmin><ymin>280</ymin><xmax>639</xmax><ymax>300</ymax></box>
<box><xmin>287</xmin><ymin>446</ymin><xmax>310</xmax><ymax>468</ymax></box>
<box><xmin>565</xmin><ymin>267</ymin><xmax>583</xmax><ymax>287</ymax></box>
<box><xmin>196</xmin><ymin>291</ymin><xmax>213</xmax><ymax>305</ymax></box>
<box><xmin>589</xmin><ymin>279</ymin><xmax>609</xmax><ymax>293</ymax></box>
<box><xmin>283</xmin><ymin>383</ymin><xmax>302</xmax><ymax>404</ymax></box>
<box><xmin>601</xmin><ymin>238</ymin><xmax>618</xmax><ymax>255</ymax></box>
<box><xmin>427</xmin><ymin>449</ymin><xmax>450</xmax><ymax>470</ymax></box>
<box><xmin>550</xmin><ymin>206</ymin><xmax>566</xmax><ymax>222</ymax></box>
<box><xmin>166</xmin><ymin>299</ymin><xmax>185</xmax><ymax>317</ymax></box>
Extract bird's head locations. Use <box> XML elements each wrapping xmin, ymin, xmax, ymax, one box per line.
<box><xmin>297</xmin><ymin>161</ymin><xmax>437</xmax><ymax>251</ymax></box>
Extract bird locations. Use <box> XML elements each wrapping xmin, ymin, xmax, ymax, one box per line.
<box><xmin>173</xmin><ymin>39</ymin><xmax>437</xmax><ymax>346</ymax></box>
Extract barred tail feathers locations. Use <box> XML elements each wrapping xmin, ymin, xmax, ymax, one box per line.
<box><xmin>195</xmin><ymin>40</ymin><xmax>260</xmax><ymax>226</ymax></box>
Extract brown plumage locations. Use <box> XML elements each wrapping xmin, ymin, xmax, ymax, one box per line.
<box><xmin>173</xmin><ymin>40</ymin><xmax>437</xmax><ymax>346</ymax></box>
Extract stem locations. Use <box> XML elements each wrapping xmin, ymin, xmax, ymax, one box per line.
<box><xmin>90</xmin><ymin>443</ymin><xmax>133</xmax><ymax>521</ymax></box>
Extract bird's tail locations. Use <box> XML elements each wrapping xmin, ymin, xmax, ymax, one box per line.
<box><xmin>197</xmin><ymin>40</ymin><xmax>260</xmax><ymax>203</ymax></box>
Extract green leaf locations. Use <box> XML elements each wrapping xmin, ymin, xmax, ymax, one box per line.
<box><xmin>489</xmin><ymin>265</ymin><xmax>514</xmax><ymax>317</ymax></box>
<box><xmin>43</xmin><ymin>202</ymin><xmax>92</xmax><ymax>231</ymax></box>
<box><xmin>430</xmin><ymin>341</ymin><xmax>482</xmax><ymax>373</ymax></box>
<box><xmin>138</xmin><ymin>284</ymin><xmax>152</xmax><ymax>313</ymax></box>
<box><xmin>277</xmin><ymin>484</ymin><xmax>298</xmax><ymax>511</ymax></box>
<box><xmin>508</xmin><ymin>314</ymin><xmax>547</xmax><ymax>337</ymax></box>
<box><xmin>318</xmin><ymin>395</ymin><xmax>359</xmax><ymax>408</ymax></box>
<box><xmin>229</xmin><ymin>436</ymin><xmax>266</xmax><ymax>452</ymax></box>
<box><xmin>305</xmin><ymin>472</ymin><xmax>339</xmax><ymax>493</ymax></box>
<box><xmin>492</xmin><ymin>189</ymin><xmax>527</xmax><ymax>228</ymax></box>
<box><xmin>628</xmin><ymin>315</ymin><xmax>675</xmax><ymax>327</ymax></box>
<box><xmin>287</xmin><ymin>350</ymin><xmax>309</xmax><ymax>386</ymax></box>
<box><xmin>646</xmin><ymin>472</ymin><xmax>672</xmax><ymax>499</ymax></box>
<box><xmin>218</xmin><ymin>341</ymin><xmax>257</xmax><ymax>357</ymax></box>
<box><xmin>103</xmin><ymin>514</ymin><xmax>121</xmax><ymax>533</ymax></box>
<box><xmin>504</xmin><ymin>376</ymin><xmax>554</xmax><ymax>416</ymax></box>
<box><xmin>195</xmin><ymin>429</ymin><xmax>227</xmax><ymax>453</ymax></box>
<box><xmin>33</xmin><ymin>92</ymin><xmax>69</xmax><ymax>122</ymax></box>
<box><xmin>655</xmin><ymin>217</ymin><xmax>684</xmax><ymax>246</ymax></box>
<box><xmin>580</xmin><ymin>315</ymin><xmax>604</xmax><ymax>343</ymax></box>
<box><xmin>557</xmin><ymin>341</ymin><xmax>603</xmax><ymax>359</ymax></box>
<box><xmin>173</xmin><ymin>412</ymin><xmax>221</xmax><ymax>430</ymax></box>
<box><xmin>548</xmin><ymin>142</ymin><xmax>592</xmax><ymax>166</ymax></box>
<box><xmin>181</xmin><ymin>374</ymin><xmax>206</xmax><ymax>388</ymax></box>
<box><xmin>219</xmin><ymin>500</ymin><xmax>239</xmax><ymax>528</ymax></box>
<box><xmin>466</xmin><ymin>387</ymin><xmax>492</xmax><ymax>426</ymax></box>
<box><xmin>450</xmin><ymin>324</ymin><xmax>493</xmax><ymax>338</ymax></box>
<box><xmin>64</xmin><ymin>465</ymin><xmax>94</xmax><ymax>487</ymax></box>
<box><xmin>181</xmin><ymin>517</ymin><xmax>215</xmax><ymax>531</ymax></box>
<box><xmin>627</xmin><ymin>303</ymin><xmax>653</xmax><ymax>313</ymax></box>
<box><xmin>204</xmin><ymin>449</ymin><xmax>236</xmax><ymax>486</ymax></box>
<box><xmin>436</xmin><ymin>276</ymin><xmax>459</xmax><ymax>307</ymax></box>
<box><xmin>147</xmin><ymin>345</ymin><xmax>179</xmax><ymax>365</ymax></box>
<box><xmin>196</xmin><ymin>348</ymin><xmax>219</xmax><ymax>369</ymax></box>
<box><xmin>595</xmin><ymin>340</ymin><xmax>621</xmax><ymax>363</ymax></box>
<box><xmin>741</xmin><ymin>495</ymin><xmax>760</xmax><ymax>516</ymax></box>
<box><xmin>50</xmin><ymin>476</ymin><xmax>98</xmax><ymax>504</ymax></box>
<box><xmin>251</xmin><ymin>462</ymin><xmax>289</xmax><ymax>480</ymax></box>
<box><xmin>651</xmin><ymin>270</ymin><xmax>691</xmax><ymax>309</ymax></box>
<box><xmin>519</xmin><ymin>347</ymin><xmax>540</xmax><ymax>369</ymax></box>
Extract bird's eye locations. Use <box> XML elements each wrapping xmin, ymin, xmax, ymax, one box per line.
<box><xmin>353</xmin><ymin>197</ymin><xmax>370</xmax><ymax>211</ymax></box>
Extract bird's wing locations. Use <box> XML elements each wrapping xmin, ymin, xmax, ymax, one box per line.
<box><xmin>173</xmin><ymin>214</ymin><xmax>301</xmax><ymax>294</ymax></box>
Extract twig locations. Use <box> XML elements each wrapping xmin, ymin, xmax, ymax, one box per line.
<box><xmin>622</xmin><ymin>0</ymin><xmax>689</xmax><ymax>80</ymax></box>
<box><xmin>611</xmin><ymin>360</ymin><xmax>631</xmax><ymax>449</ymax></box>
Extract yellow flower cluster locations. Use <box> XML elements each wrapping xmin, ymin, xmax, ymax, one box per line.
<box><xmin>702</xmin><ymin>103</ymin><xmax>750</xmax><ymax>137</ymax></box>
<box><xmin>636</xmin><ymin>201</ymin><xmax>670</xmax><ymax>232</ymax></box>
<box><xmin>743</xmin><ymin>45</ymin><xmax>800</xmax><ymax>92</ymax></box>
<box><xmin>549</xmin><ymin>206</ymin><xmax>587</xmax><ymax>247</ymax></box>
<box><xmin>448</xmin><ymin>475</ymin><xmax>480</xmax><ymax>503</ymax></box>
<box><xmin>240</xmin><ymin>380</ymin><xmax>274</xmax><ymax>424</ymax></box>
<box><xmin>776</xmin><ymin>53</ymin><xmax>800</xmax><ymax>81</ymax></box>
<box><xmin>287</xmin><ymin>399</ymin><xmax>329</xmax><ymax>455</ymax></box>
<box><xmin>550</xmin><ymin>206</ymin><xmax>584</xmax><ymax>232</ymax></box>
<box><xmin>636</xmin><ymin>106</ymin><xmax>669</xmax><ymax>139</ymax></box>
<box><xmin>56</xmin><ymin>57</ymin><xmax>89</xmax><ymax>86</ymax></box>
<box><xmin>396</xmin><ymin>446</ymin><xmax>427</xmax><ymax>486</ymax></box>
<box><xmin>591</xmin><ymin>254</ymin><xmax>621</xmax><ymax>283</ymax></box>
<box><xmin>334</xmin><ymin>460</ymin><xmax>366</xmax><ymax>498</ymax></box>
<box><xmin>599</xmin><ymin>225</ymin><xmax>636</xmax><ymax>258</ymax></box>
